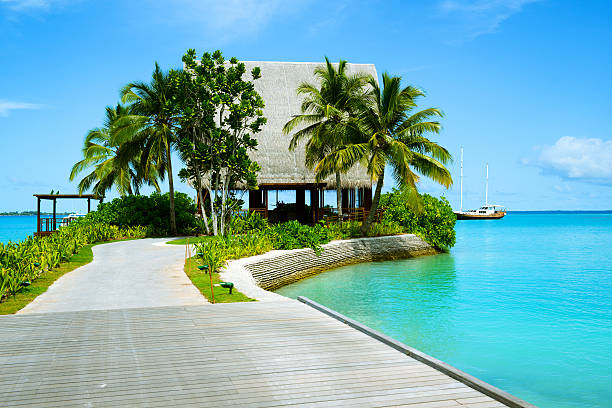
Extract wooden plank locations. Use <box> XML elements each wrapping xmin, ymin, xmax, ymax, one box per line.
<box><xmin>0</xmin><ymin>302</ymin><xmax>523</xmax><ymax>407</ymax></box>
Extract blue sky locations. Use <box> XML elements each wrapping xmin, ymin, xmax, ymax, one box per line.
<box><xmin>1</xmin><ymin>0</ymin><xmax>611</xmax><ymax>212</ymax></box>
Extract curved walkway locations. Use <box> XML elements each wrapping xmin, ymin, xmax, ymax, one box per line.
<box><xmin>19</xmin><ymin>238</ymin><xmax>207</xmax><ymax>314</ymax></box>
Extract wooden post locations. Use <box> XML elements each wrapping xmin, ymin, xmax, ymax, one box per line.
<box><xmin>37</xmin><ymin>197</ymin><xmax>41</xmax><ymax>235</ymax></box>
<box><xmin>364</xmin><ymin>187</ymin><xmax>373</xmax><ymax>212</ymax></box>
<box><xmin>249</xmin><ymin>190</ymin><xmax>261</xmax><ymax>210</ymax></box>
<box><xmin>310</xmin><ymin>188</ymin><xmax>320</xmax><ymax>223</ymax></box>
<box><xmin>87</xmin><ymin>198</ymin><xmax>91</xmax><ymax>213</ymax></box>
<box><xmin>296</xmin><ymin>188</ymin><xmax>305</xmax><ymax>223</ymax></box>
<box><xmin>52</xmin><ymin>198</ymin><xmax>57</xmax><ymax>231</ymax></box>
<box><xmin>341</xmin><ymin>188</ymin><xmax>349</xmax><ymax>212</ymax></box>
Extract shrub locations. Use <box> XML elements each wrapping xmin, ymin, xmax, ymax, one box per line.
<box><xmin>84</xmin><ymin>192</ymin><xmax>198</xmax><ymax>236</ymax></box>
<box><xmin>379</xmin><ymin>189</ymin><xmax>456</xmax><ymax>250</ymax></box>
<box><xmin>266</xmin><ymin>220</ymin><xmax>333</xmax><ymax>254</ymax></box>
<box><xmin>229</xmin><ymin>211</ymin><xmax>269</xmax><ymax>234</ymax></box>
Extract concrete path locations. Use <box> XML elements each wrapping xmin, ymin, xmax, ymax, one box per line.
<box><xmin>19</xmin><ymin>239</ymin><xmax>207</xmax><ymax>314</ymax></box>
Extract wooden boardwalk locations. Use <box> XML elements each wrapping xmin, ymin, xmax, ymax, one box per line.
<box><xmin>0</xmin><ymin>300</ymin><xmax>520</xmax><ymax>407</ymax></box>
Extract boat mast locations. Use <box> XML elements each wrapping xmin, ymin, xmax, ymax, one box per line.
<box><xmin>485</xmin><ymin>162</ymin><xmax>489</xmax><ymax>206</ymax></box>
<box><xmin>460</xmin><ymin>147</ymin><xmax>463</xmax><ymax>212</ymax></box>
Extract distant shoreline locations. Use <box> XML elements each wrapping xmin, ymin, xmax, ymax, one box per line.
<box><xmin>0</xmin><ymin>213</ymin><xmax>70</xmax><ymax>217</ymax></box>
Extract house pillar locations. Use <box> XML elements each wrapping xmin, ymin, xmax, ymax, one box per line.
<box><xmin>310</xmin><ymin>188</ymin><xmax>320</xmax><ymax>223</ymax></box>
<box><xmin>249</xmin><ymin>190</ymin><xmax>263</xmax><ymax>209</ymax></box>
<box><xmin>37</xmin><ymin>197</ymin><xmax>41</xmax><ymax>235</ymax></box>
<box><xmin>296</xmin><ymin>188</ymin><xmax>305</xmax><ymax>223</ymax></box>
<box><xmin>52</xmin><ymin>198</ymin><xmax>57</xmax><ymax>231</ymax></box>
<box><xmin>363</xmin><ymin>187</ymin><xmax>373</xmax><ymax>211</ymax></box>
<box><xmin>341</xmin><ymin>188</ymin><xmax>349</xmax><ymax>210</ymax></box>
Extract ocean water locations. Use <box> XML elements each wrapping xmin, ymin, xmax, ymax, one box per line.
<box><xmin>0</xmin><ymin>216</ymin><xmax>39</xmax><ymax>243</ymax></box>
<box><xmin>277</xmin><ymin>214</ymin><xmax>612</xmax><ymax>408</ymax></box>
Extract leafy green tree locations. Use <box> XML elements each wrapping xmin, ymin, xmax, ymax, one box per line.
<box><xmin>116</xmin><ymin>63</ymin><xmax>181</xmax><ymax>235</ymax></box>
<box><xmin>69</xmin><ymin>104</ymin><xmax>160</xmax><ymax>197</ymax></box>
<box><xmin>283</xmin><ymin>58</ymin><xmax>368</xmax><ymax>220</ymax></box>
<box><xmin>380</xmin><ymin>189</ymin><xmax>456</xmax><ymax>249</ymax></box>
<box><xmin>316</xmin><ymin>73</ymin><xmax>453</xmax><ymax>235</ymax></box>
<box><xmin>173</xmin><ymin>49</ymin><xmax>266</xmax><ymax>236</ymax></box>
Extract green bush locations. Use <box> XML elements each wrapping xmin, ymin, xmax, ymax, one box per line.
<box><xmin>229</xmin><ymin>211</ymin><xmax>269</xmax><ymax>234</ymax></box>
<box><xmin>267</xmin><ymin>221</ymin><xmax>333</xmax><ymax>254</ymax></box>
<box><xmin>0</xmin><ymin>223</ymin><xmax>146</xmax><ymax>300</ymax></box>
<box><xmin>379</xmin><ymin>189</ymin><xmax>456</xmax><ymax>249</ymax></box>
<box><xmin>84</xmin><ymin>192</ymin><xmax>198</xmax><ymax>236</ymax></box>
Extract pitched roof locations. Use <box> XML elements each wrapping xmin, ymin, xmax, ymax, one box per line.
<box><xmin>243</xmin><ymin>61</ymin><xmax>377</xmax><ymax>189</ymax></box>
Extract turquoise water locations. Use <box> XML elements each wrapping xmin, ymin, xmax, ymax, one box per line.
<box><xmin>0</xmin><ymin>216</ymin><xmax>38</xmax><ymax>243</ymax></box>
<box><xmin>277</xmin><ymin>214</ymin><xmax>612</xmax><ymax>407</ymax></box>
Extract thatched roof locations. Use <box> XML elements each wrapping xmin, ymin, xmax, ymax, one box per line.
<box><xmin>243</xmin><ymin>61</ymin><xmax>377</xmax><ymax>189</ymax></box>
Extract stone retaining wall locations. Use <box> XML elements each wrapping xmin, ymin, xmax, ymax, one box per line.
<box><xmin>244</xmin><ymin>234</ymin><xmax>437</xmax><ymax>291</ymax></box>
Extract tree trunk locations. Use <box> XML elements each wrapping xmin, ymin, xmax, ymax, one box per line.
<box><xmin>336</xmin><ymin>172</ymin><xmax>343</xmax><ymax>221</ymax></box>
<box><xmin>166</xmin><ymin>143</ymin><xmax>178</xmax><ymax>236</ymax></box>
<box><xmin>196</xmin><ymin>181</ymin><xmax>210</xmax><ymax>235</ymax></box>
<box><xmin>360</xmin><ymin>172</ymin><xmax>384</xmax><ymax>236</ymax></box>
<box><xmin>211</xmin><ymin>173</ymin><xmax>219</xmax><ymax>236</ymax></box>
<box><xmin>208</xmin><ymin>186</ymin><xmax>217</xmax><ymax>236</ymax></box>
<box><xmin>220</xmin><ymin>172</ymin><xmax>231</xmax><ymax>236</ymax></box>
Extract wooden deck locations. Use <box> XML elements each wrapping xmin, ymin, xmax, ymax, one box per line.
<box><xmin>0</xmin><ymin>300</ymin><xmax>521</xmax><ymax>407</ymax></box>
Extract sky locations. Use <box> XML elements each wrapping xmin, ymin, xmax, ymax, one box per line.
<box><xmin>1</xmin><ymin>0</ymin><xmax>611</xmax><ymax>212</ymax></box>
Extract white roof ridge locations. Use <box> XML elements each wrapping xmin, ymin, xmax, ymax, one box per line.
<box><xmin>241</xmin><ymin>60</ymin><xmax>376</xmax><ymax>66</ymax></box>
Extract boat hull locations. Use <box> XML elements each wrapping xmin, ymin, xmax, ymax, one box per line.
<box><xmin>454</xmin><ymin>211</ymin><xmax>506</xmax><ymax>220</ymax></box>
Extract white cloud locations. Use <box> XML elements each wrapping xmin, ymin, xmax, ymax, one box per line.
<box><xmin>438</xmin><ymin>0</ymin><xmax>541</xmax><ymax>40</ymax></box>
<box><xmin>533</xmin><ymin>137</ymin><xmax>612</xmax><ymax>185</ymax></box>
<box><xmin>0</xmin><ymin>99</ymin><xmax>42</xmax><ymax>116</ymax></box>
<box><xmin>1</xmin><ymin>0</ymin><xmax>51</xmax><ymax>11</ymax></box>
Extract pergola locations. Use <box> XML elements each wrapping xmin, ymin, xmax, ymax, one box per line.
<box><xmin>33</xmin><ymin>194</ymin><xmax>102</xmax><ymax>236</ymax></box>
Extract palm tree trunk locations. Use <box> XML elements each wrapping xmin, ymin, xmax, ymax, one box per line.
<box><xmin>336</xmin><ymin>172</ymin><xmax>343</xmax><ymax>221</ymax></box>
<box><xmin>360</xmin><ymin>172</ymin><xmax>384</xmax><ymax>236</ymax></box>
<box><xmin>166</xmin><ymin>143</ymin><xmax>177</xmax><ymax>236</ymax></box>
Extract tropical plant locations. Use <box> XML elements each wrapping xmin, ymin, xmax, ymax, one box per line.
<box><xmin>316</xmin><ymin>73</ymin><xmax>453</xmax><ymax>235</ymax></box>
<box><xmin>116</xmin><ymin>63</ymin><xmax>181</xmax><ymax>235</ymax></box>
<box><xmin>82</xmin><ymin>192</ymin><xmax>199</xmax><ymax>236</ymax></box>
<box><xmin>174</xmin><ymin>49</ymin><xmax>266</xmax><ymax>236</ymax></box>
<box><xmin>283</xmin><ymin>57</ymin><xmax>368</xmax><ymax>220</ymax></box>
<box><xmin>69</xmin><ymin>104</ymin><xmax>161</xmax><ymax>196</ymax></box>
<box><xmin>380</xmin><ymin>189</ymin><xmax>456</xmax><ymax>249</ymax></box>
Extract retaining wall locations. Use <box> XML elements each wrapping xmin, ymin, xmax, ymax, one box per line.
<box><xmin>244</xmin><ymin>234</ymin><xmax>437</xmax><ymax>291</ymax></box>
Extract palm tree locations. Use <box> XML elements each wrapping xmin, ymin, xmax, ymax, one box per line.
<box><xmin>69</xmin><ymin>104</ymin><xmax>160</xmax><ymax>197</ymax></box>
<box><xmin>116</xmin><ymin>63</ymin><xmax>180</xmax><ymax>235</ymax></box>
<box><xmin>283</xmin><ymin>57</ymin><xmax>368</xmax><ymax>220</ymax></box>
<box><xmin>316</xmin><ymin>73</ymin><xmax>453</xmax><ymax>235</ymax></box>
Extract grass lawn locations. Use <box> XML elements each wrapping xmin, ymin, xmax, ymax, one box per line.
<box><xmin>0</xmin><ymin>239</ymin><xmax>134</xmax><ymax>315</ymax></box>
<box><xmin>184</xmin><ymin>257</ymin><xmax>255</xmax><ymax>303</ymax></box>
<box><xmin>167</xmin><ymin>236</ymin><xmax>212</xmax><ymax>245</ymax></box>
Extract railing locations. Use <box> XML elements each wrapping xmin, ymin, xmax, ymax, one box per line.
<box><xmin>236</xmin><ymin>207</ymin><xmax>382</xmax><ymax>223</ymax></box>
<box><xmin>318</xmin><ymin>208</ymin><xmax>383</xmax><ymax>223</ymax></box>
<box><xmin>36</xmin><ymin>217</ymin><xmax>74</xmax><ymax>235</ymax></box>
<box><xmin>237</xmin><ymin>208</ymin><xmax>269</xmax><ymax>219</ymax></box>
